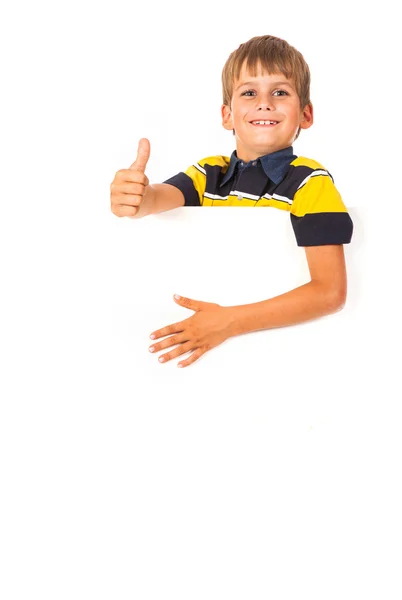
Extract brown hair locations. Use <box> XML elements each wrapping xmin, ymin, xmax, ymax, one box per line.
<box><xmin>222</xmin><ymin>35</ymin><xmax>311</xmax><ymax>140</ymax></box>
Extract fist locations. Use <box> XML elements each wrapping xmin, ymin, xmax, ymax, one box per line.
<box><xmin>110</xmin><ymin>138</ymin><xmax>151</xmax><ymax>217</ymax></box>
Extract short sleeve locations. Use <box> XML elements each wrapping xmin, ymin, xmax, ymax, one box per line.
<box><xmin>163</xmin><ymin>160</ymin><xmax>211</xmax><ymax>206</ymax></box>
<box><xmin>290</xmin><ymin>170</ymin><xmax>353</xmax><ymax>246</ymax></box>
<box><xmin>163</xmin><ymin>172</ymin><xmax>200</xmax><ymax>206</ymax></box>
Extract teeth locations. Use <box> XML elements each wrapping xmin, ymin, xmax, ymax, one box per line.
<box><xmin>253</xmin><ymin>120</ymin><xmax>277</xmax><ymax>125</ymax></box>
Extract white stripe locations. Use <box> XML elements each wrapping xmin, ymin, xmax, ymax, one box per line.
<box><xmin>204</xmin><ymin>190</ymin><xmax>260</xmax><ymax>201</ymax></box>
<box><xmin>297</xmin><ymin>169</ymin><xmax>331</xmax><ymax>190</ymax></box>
<box><xmin>193</xmin><ymin>163</ymin><xmax>206</xmax><ymax>175</ymax></box>
<box><xmin>204</xmin><ymin>192</ymin><xmax>229</xmax><ymax>200</ymax></box>
<box><xmin>231</xmin><ymin>189</ymin><xmax>260</xmax><ymax>201</ymax></box>
<box><xmin>204</xmin><ymin>191</ymin><xmax>292</xmax><ymax>203</ymax></box>
<box><xmin>262</xmin><ymin>192</ymin><xmax>293</xmax><ymax>205</ymax></box>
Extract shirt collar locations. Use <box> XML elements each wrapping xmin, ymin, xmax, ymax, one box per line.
<box><xmin>220</xmin><ymin>146</ymin><xmax>297</xmax><ymax>187</ymax></box>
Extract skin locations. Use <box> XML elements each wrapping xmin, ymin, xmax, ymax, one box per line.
<box><xmin>147</xmin><ymin>62</ymin><xmax>347</xmax><ymax>368</ymax></box>
<box><xmin>221</xmin><ymin>61</ymin><xmax>313</xmax><ymax>160</ymax></box>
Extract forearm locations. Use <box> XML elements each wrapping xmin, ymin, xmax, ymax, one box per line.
<box><xmin>132</xmin><ymin>184</ymin><xmax>184</xmax><ymax>218</ymax></box>
<box><xmin>131</xmin><ymin>185</ymin><xmax>156</xmax><ymax>219</ymax></box>
<box><xmin>225</xmin><ymin>280</ymin><xmax>345</xmax><ymax>337</ymax></box>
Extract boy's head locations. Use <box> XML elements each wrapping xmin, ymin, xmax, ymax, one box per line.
<box><xmin>221</xmin><ymin>35</ymin><xmax>313</xmax><ymax>161</ymax></box>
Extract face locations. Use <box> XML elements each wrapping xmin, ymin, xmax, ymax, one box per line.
<box><xmin>222</xmin><ymin>62</ymin><xmax>313</xmax><ymax>162</ymax></box>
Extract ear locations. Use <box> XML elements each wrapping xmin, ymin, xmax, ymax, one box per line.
<box><xmin>221</xmin><ymin>104</ymin><xmax>233</xmax><ymax>131</ymax></box>
<box><xmin>299</xmin><ymin>102</ymin><xmax>314</xmax><ymax>131</ymax></box>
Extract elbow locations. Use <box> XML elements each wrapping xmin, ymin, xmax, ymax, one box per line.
<box><xmin>313</xmin><ymin>280</ymin><xmax>347</xmax><ymax>314</ymax></box>
<box><xmin>326</xmin><ymin>285</ymin><xmax>347</xmax><ymax>314</ymax></box>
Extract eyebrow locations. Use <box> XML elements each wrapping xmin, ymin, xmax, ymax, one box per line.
<box><xmin>235</xmin><ymin>80</ymin><xmax>293</xmax><ymax>91</ymax></box>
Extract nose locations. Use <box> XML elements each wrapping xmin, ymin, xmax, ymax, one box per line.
<box><xmin>257</xmin><ymin>94</ymin><xmax>275</xmax><ymax>111</ymax></box>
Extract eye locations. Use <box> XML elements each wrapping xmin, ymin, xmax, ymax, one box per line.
<box><xmin>241</xmin><ymin>89</ymin><xmax>289</xmax><ymax>97</ymax></box>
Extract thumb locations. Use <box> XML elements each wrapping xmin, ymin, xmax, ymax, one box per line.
<box><xmin>130</xmin><ymin>138</ymin><xmax>151</xmax><ymax>172</ymax></box>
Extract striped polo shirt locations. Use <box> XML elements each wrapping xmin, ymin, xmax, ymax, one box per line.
<box><xmin>163</xmin><ymin>146</ymin><xmax>353</xmax><ymax>246</ymax></box>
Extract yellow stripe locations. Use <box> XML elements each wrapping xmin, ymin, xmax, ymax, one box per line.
<box><xmin>255</xmin><ymin>198</ymin><xmax>291</xmax><ymax>211</ymax></box>
<box><xmin>291</xmin><ymin>173</ymin><xmax>348</xmax><ymax>217</ymax></box>
<box><xmin>291</xmin><ymin>156</ymin><xmax>326</xmax><ymax>170</ymax></box>
<box><xmin>202</xmin><ymin>195</ymin><xmax>255</xmax><ymax>206</ymax></box>
<box><xmin>185</xmin><ymin>156</ymin><xmax>230</xmax><ymax>205</ymax></box>
<box><xmin>198</xmin><ymin>155</ymin><xmax>230</xmax><ymax>169</ymax></box>
<box><xmin>201</xmin><ymin>196</ymin><xmax>292</xmax><ymax>209</ymax></box>
<box><xmin>184</xmin><ymin>165</ymin><xmax>207</xmax><ymax>204</ymax></box>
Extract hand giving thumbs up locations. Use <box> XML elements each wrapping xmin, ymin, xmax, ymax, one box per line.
<box><xmin>110</xmin><ymin>138</ymin><xmax>151</xmax><ymax>218</ymax></box>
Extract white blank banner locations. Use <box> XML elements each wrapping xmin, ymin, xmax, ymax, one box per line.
<box><xmin>1</xmin><ymin>204</ymin><xmax>401</xmax><ymax>599</ymax></box>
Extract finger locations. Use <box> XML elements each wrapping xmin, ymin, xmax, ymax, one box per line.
<box><xmin>112</xmin><ymin>205</ymin><xmax>139</xmax><ymax>218</ymax></box>
<box><xmin>112</xmin><ymin>193</ymin><xmax>143</xmax><ymax>207</ymax></box>
<box><xmin>113</xmin><ymin>171</ymin><xmax>149</xmax><ymax>186</ymax></box>
<box><xmin>149</xmin><ymin>321</ymin><xmax>186</xmax><ymax>340</ymax></box>
<box><xmin>148</xmin><ymin>333</ymin><xmax>189</xmax><ymax>353</ymax></box>
<box><xmin>111</xmin><ymin>182</ymin><xmax>147</xmax><ymax>195</ymax></box>
<box><xmin>177</xmin><ymin>347</ymin><xmax>207</xmax><ymax>368</ymax></box>
<box><xmin>157</xmin><ymin>341</ymin><xmax>194</xmax><ymax>363</ymax></box>
<box><xmin>130</xmin><ymin>138</ymin><xmax>150</xmax><ymax>173</ymax></box>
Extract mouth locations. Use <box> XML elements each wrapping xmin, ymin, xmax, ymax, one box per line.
<box><xmin>249</xmin><ymin>120</ymin><xmax>279</xmax><ymax>127</ymax></box>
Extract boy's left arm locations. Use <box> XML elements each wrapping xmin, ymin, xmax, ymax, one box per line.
<box><xmin>148</xmin><ymin>244</ymin><xmax>347</xmax><ymax>368</ymax></box>
<box><xmin>226</xmin><ymin>243</ymin><xmax>347</xmax><ymax>335</ymax></box>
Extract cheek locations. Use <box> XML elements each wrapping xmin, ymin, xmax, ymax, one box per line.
<box><xmin>287</xmin><ymin>105</ymin><xmax>301</xmax><ymax>119</ymax></box>
<box><xmin>233</xmin><ymin>105</ymin><xmax>247</xmax><ymax>122</ymax></box>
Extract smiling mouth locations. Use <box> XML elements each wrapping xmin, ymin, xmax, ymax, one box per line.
<box><xmin>250</xmin><ymin>120</ymin><xmax>279</xmax><ymax>126</ymax></box>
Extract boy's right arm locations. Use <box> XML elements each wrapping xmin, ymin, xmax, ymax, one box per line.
<box><xmin>110</xmin><ymin>138</ymin><xmax>185</xmax><ymax>219</ymax></box>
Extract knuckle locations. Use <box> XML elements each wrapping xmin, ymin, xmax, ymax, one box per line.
<box><xmin>134</xmin><ymin>183</ymin><xmax>145</xmax><ymax>196</ymax></box>
<box><xmin>137</xmin><ymin>173</ymin><xmax>147</xmax><ymax>185</ymax></box>
<box><xmin>191</xmin><ymin>328</ymin><xmax>201</xmax><ymax>340</ymax></box>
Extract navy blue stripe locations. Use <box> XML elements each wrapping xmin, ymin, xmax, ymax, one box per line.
<box><xmin>291</xmin><ymin>212</ymin><xmax>354</xmax><ymax>246</ymax></box>
<box><xmin>163</xmin><ymin>172</ymin><xmax>200</xmax><ymax>206</ymax></box>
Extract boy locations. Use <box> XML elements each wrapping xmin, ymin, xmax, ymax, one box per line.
<box><xmin>110</xmin><ymin>34</ymin><xmax>353</xmax><ymax>368</ymax></box>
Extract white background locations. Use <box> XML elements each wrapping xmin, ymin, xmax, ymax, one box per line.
<box><xmin>1</xmin><ymin>1</ymin><xmax>401</xmax><ymax>599</ymax></box>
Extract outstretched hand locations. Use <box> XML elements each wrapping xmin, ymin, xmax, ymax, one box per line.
<box><xmin>148</xmin><ymin>295</ymin><xmax>234</xmax><ymax>368</ymax></box>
